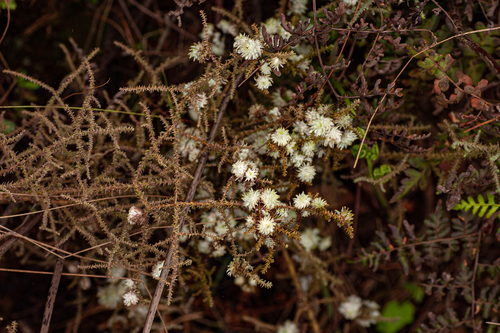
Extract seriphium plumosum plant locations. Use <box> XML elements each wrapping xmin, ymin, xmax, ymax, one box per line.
<box><xmin>3</xmin><ymin>0</ymin><xmax>500</xmax><ymax>331</ymax></box>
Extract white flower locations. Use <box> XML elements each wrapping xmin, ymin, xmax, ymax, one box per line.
<box><xmin>308</xmin><ymin>116</ymin><xmax>334</xmax><ymax>137</ymax></box>
<box><xmin>298</xmin><ymin>164</ymin><xmax>316</xmax><ymax>183</ymax></box>
<box><xmin>312</xmin><ymin>197</ymin><xmax>328</xmax><ymax>209</ymax></box>
<box><xmin>339</xmin><ymin>295</ymin><xmax>362</xmax><ymax>320</ymax></box>
<box><xmin>337</xmin><ymin>114</ymin><xmax>352</xmax><ymax>129</ymax></box>
<box><xmin>255</xmin><ymin>75</ymin><xmax>273</xmax><ymax>90</ymax></box>
<box><xmin>217</xmin><ymin>19</ymin><xmax>237</xmax><ymax>36</ymax></box>
<box><xmin>188</xmin><ymin>42</ymin><xmax>204</xmax><ymax>61</ymax></box>
<box><xmin>243</xmin><ymin>189</ymin><xmax>261</xmax><ymax>210</ymax></box>
<box><xmin>152</xmin><ymin>261</ymin><xmax>164</xmax><ymax>279</ymax></box>
<box><xmin>245</xmin><ymin>215</ymin><xmax>255</xmax><ymax>227</ymax></box>
<box><xmin>260</xmin><ymin>62</ymin><xmax>272</xmax><ymax>75</ymax></box>
<box><xmin>343</xmin><ymin>0</ymin><xmax>359</xmax><ymax>6</ymax></box>
<box><xmin>128</xmin><ymin>206</ymin><xmax>143</xmax><ymax>225</ymax></box>
<box><xmin>234</xmin><ymin>34</ymin><xmax>263</xmax><ymax>60</ymax></box>
<box><xmin>300</xmin><ymin>228</ymin><xmax>321</xmax><ymax>251</ymax></box>
<box><xmin>323</xmin><ymin>126</ymin><xmax>342</xmax><ymax>148</ymax></box>
<box><xmin>258</xmin><ymin>215</ymin><xmax>275</xmax><ymax>235</ymax></box>
<box><xmin>318</xmin><ymin>236</ymin><xmax>332</xmax><ymax>251</ymax></box>
<box><xmin>291</xmin><ymin>152</ymin><xmax>306</xmax><ymax>168</ymax></box>
<box><xmin>123</xmin><ymin>291</ymin><xmax>139</xmax><ymax>306</ymax></box>
<box><xmin>301</xmin><ymin>141</ymin><xmax>316</xmax><ymax>157</ymax></box>
<box><xmin>261</xmin><ymin>188</ymin><xmax>280</xmax><ymax>209</ymax></box>
<box><xmin>338</xmin><ymin>130</ymin><xmax>357</xmax><ymax>149</ymax></box>
<box><xmin>212</xmin><ymin>245</ymin><xmax>226</xmax><ymax>257</ymax></box>
<box><xmin>277</xmin><ymin>320</ymin><xmax>299</xmax><ymax>333</ymax></box>
<box><xmin>198</xmin><ymin>239</ymin><xmax>211</xmax><ymax>253</ymax></box>
<box><xmin>245</xmin><ymin>167</ymin><xmax>259</xmax><ymax>182</ymax></box>
<box><xmin>124</xmin><ymin>279</ymin><xmax>135</xmax><ymax>289</ymax></box>
<box><xmin>275</xmin><ymin>207</ymin><xmax>289</xmax><ymax>219</ymax></box>
<box><xmin>268</xmin><ymin>57</ymin><xmax>286</xmax><ymax>70</ymax></box>
<box><xmin>286</xmin><ymin>141</ymin><xmax>297</xmax><ymax>156</ymax></box>
<box><xmin>293</xmin><ymin>121</ymin><xmax>309</xmax><ymax>136</ymax></box>
<box><xmin>271</xmin><ymin>127</ymin><xmax>292</xmax><ymax>146</ymax></box>
<box><xmin>232</xmin><ymin>160</ymin><xmax>248</xmax><ymax>179</ymax></box>
<box><xmin>293</xmin><ymin>192</ymin><xmax>311</xmax><ymax>209</ymax></box>
<box><xmin>288</xmin><ymin>0</ymin><xmax>308</xmax><ymax>15</ymax></box>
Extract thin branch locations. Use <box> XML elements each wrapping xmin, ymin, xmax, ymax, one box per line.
<box><xmin>141</xmin><ymin>72</ymin><xmax>244</xmax><ymax>333</ymax></box>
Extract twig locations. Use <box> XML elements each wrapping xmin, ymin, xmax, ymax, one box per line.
<box><xmin>0</xmin><ymin>212</ymin><xmax>42</xmax><ymax>258</ymax></box>
<box><xmin>40</xmin><ymin>245</ymin><xmax>66</xmax><ymax>333</ymax></box>
<box><xmin>141</xmin><ymin>72</ymin><xmax>244</xmax><ymax>333</ymax></box>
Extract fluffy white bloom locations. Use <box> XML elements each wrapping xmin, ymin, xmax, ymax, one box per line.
<box><xmin>293</xmin><ymin>121</ymin><xmax>309</xmax><ymax>136</ymax></box>
<box><xmin>300</xmin><ymin>228</ymin><xmax>321</xmax><ymax>251</ymax></box>
<box><xmin>277</xmin><ymin>320</ymin><xmax>299</xmax><ymax>333</ymax></box>
<box><xmin>356</xmin><ymin>300</ymin><xmax>381</xmax><ymax>327</ymax></box>
<box><xmin>188</xmin><ymin>42</ymin><xmax>204</xmax><ymax>61</ymax></box>
<box><xmin>245</xmin><ymin>167</ymin><xmax>259</xmax><ymax>182</ymax></box>
<box><xmin>343</xmin><ymin>0</ymin><xmax>359</xmax><ymax>6</ymax></box>
<box><xmin>338</xmin><ymin>130</ymin><xmax>357</xmax><ymax>149</ymax></box>
<box><xmin>124</xmin><ymin>279</ymin><xmax>135</xmax><ymax>289</ymax></box>
<box><xmin>123</xmin><ymin>291</ymin><xmax>139</xmax><ymax>306</ymax></box>
<box><xmin>323</xmin><ymin>126</ymin><xmax>342</xmax><ymax>148</ymax></box>
<box><xmin>291</xmin><ymin>152</ymin><xmax>306</xmax><ymax>168</ymax></box>
<box><xmin>128</xmin><ymin>206</ymin><xmax>143</xmax><ymax>225</ymax></box>
<box><xmin>260</xmin><ymin>62</ymin><xmax>272</xmax><ymax>75</ymax></box>
<box><xmin>198</xmin><ymin>239</ymin><xmax>211</xmax><ymax>253</ymax></box>
<box><xmin>339</xmin><ymin>295</ymin><xmax>363</xmax><ymax>320</ymax></box>
<box><xmin>318</xmin><ymin>236</ymin><xmax>332</xmax><ymax>251</ymax></box>
<box><xmin>308</xmin><ymin>116</ymin><xmax>333</xmax><ymax>137</ymax></box>
<box><xmin>337</xmin><ymin>114</ymin><xmax>353</xmax><ymax>129</ymax></box>
<box><xmin>234</xmin><ymin>34</ymin><xmax>263</xmax><ymax>60</ymax></box>
<box><xmin>268</xmin><ymin>57</ymin><xmax>286</xmax><ymax>70</ymax></box>
<box><xmin>275</xmin><ymin>207</ymin><xmax>289</xmax><ymax>219</ymax></box>
<box><xmin>242</xmin><ymin>189</ymin><xmax>261</xmax><ymax>210</ymax></box>
<box><xmin>285</xmin><ymin>140</ymin><xmax>297</xmax><ymax>155</ymax></box>
<box><xmin>261</xmin><ymin>188</ymin><xmax>280</xmax><ymax>209</ymax></box>
<box><xmin>232</xmin><ymin>160</ymin><xmax>248</xmax><ymax>179</ymax></box>
<box><xmin>255</xmin><ymin>75</ymin><xmax>273</xmax><ymax>90</ymax></box>
<box><xmin>212</xmin><ymin>245</ymin><xmax>226</xmax><ymax>257</ymax></box>
<box><xmin>269</xmin><ymin>107</ymin><xmax>281</xmax><ymax>118</ymax></box>
<box><xmin>297</xmin><ymin>164</ymin><xmax>316</xmax><ymax>183</ymax></box>
<box><xmin>301</xmin><ymin>141</ymin><xmax>315</xmax><ymax>157</ymax></box>
<box><xmin>258</xmin><ymin>215</ymin><xmax>275</xmax><ymax>235</ymax></box>
<box><xmin>293</xmin><ymin>192</ymin><xmax>311</xmax><ymax>209</ymax></box>
<box><xmin>288</xmin><ymin>0</ymin><xmax>308</xmax><ymax>15</ymax></box>
<box><xmin>152</xmin><ymin>261</ymin><xmax>164</xmax><ymax>279</ymax></box>
<box><xmin>238</xmin><ymin>148</ymin><xmax>250</xmax><ymax>160</ymax></box>
<box><xmin>312</xmin><ymin>197</ymin><xmax>328</xmax><ymax>209</ymax></box>
<box><xmin>245</xmin><ymin>215</ymin><xmax>255</xmax><ymax>227</ymax></box>
<box><xmin>217</xmin><ymin>19</ymin><xmax>237</xmax><ymax>36</ymax></box>
<box><xmin>271</xmin><ymin>127</ymin><xmax>292</xmax><ymax>146</ymax></box>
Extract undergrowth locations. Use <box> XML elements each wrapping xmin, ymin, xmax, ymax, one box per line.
<box><xmin>1</xmin><ymin>0</ymin><xmax>500</xmax><ymax>332</ymax></box>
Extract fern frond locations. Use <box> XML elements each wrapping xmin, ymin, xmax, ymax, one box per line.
<box><xmin>452</xmin><ymin>193</ymin><xmax>500</xmax><ymax>219</ymax></box>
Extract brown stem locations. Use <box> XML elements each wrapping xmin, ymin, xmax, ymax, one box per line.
<box><xmin>0</xmin><ymin>213</ymin><xmax>42</xmax><ymax>258</ymax></box>
<box><xmin>40</xmin><ymin>245</ymin><xmax>66</xmax><ymax>333</ymax></box>
<box><xmin>141</xmin><ymin>72</ymin><xmax>244</xmax><ymax>333</ymax></box>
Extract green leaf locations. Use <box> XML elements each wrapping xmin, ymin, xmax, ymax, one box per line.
<box><xmin>16</xmin><ymin>76</ymin><xmax>40</xmax><ymax>90</ymax></box>
<box><xmin>377</xmin><ymin>301</ymin><xmax>415</xmax><ymax>333</ymax></box>
<box><xmin>0</xmin><ymin>0</ymin><xmax>16</xmax><ymax>10</ymax></box>
<box><xmin>404</xmin><ymin>283</ymin><xmax>424</xmax><ymax>303</ymax></box>
<box><xmin>452</xmin><ymin>193</ymin><xmax>500</xmax><ymax>218</ymax></box>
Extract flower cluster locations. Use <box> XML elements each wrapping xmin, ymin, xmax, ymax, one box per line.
<box><xmin>299</xmin><ymin>228</ymin><xmax>332</xmax><ymax>252</ymax></box>
<box><xmin>338</xmin><ymin>295</ymin><xmax>381</xmax><ymax>327</ymax></box>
